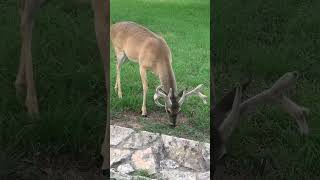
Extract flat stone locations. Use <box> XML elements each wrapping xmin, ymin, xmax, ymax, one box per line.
<box><xmin>159</xmin><ymin>169</ymin><xmax>196</xmax><ymax>180</ymax></box>
<box><xmin>132</xmin><ymin>176</ymin><xmax>156</xmax><ymax>180</ymax></box>
<box><xmin>117</xmin><ymin>163</ymin><xmax>135</xmax><ymax>174</ymax></box>
<box><xmin>160</xmin><ymin>159</ymin><xmax>179</xmax><ymax>169</ymax></box>
<box><xmin>108</xmin><ymin>125</ymin><xmax>210</xmax><ymax>179</ymax></box>
<box><xmin>197</xmin><ymin>171</ymin><xmax>210</xmax><ymax>180</ymax></box>
<box><xmin>110</xmin><ymin>148</ymin><xmax>132</xmax><ymax>166</ymax></box>
<box><xmin>150</xmin><ymin>138</ymin><xmax>165</xmax><ymax>160</ymax></box>
<box><xmin>111</xmin><ymin>125</ymin><xmax>134</xmax><ymax>146</ymax></box>
<box><xmin>131</xmin><ymin>147</ymin><xmax>157</xmax><ymax>174</ymax></box>
<box><xmin>201</xmin><ymin>143</ymin><xmax>210</xmax><ymax>169</ymax></box>
<box><xmin>110</xmin><ymin>168</ymin><xmax>156</xmax><ymax>180</ymax></box>
<box><xmin>122</xmin><ymin>131</ymin><xmax>160</xmax><ymax>149</ymax></box>
<box><xmin>110</xmin><ymin>168</ymin><xmax>131</xmax><ymax>180</ymax></box>
<box><xmin>161</xmin><ymin>135</ymin><xmax>207</xmax><ymax>171</ymax></box>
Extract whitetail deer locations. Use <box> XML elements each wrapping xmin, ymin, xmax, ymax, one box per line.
<box><xmin>16</xmin><ymin>0</ymin><xmax>110</xmax><ymax>175</ymax></box>
<box><xmin>110</xmin><ymin>21</ymin><xmax>208</xmax><ymax>126</ymax></box>
<box><xmin>213</xmin><ymin>71</ymin><xmax>310</xmax><ymax>177</ymax></box>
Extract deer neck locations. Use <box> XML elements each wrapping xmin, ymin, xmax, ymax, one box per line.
<box><xmin>158</xmin><ymin>62</ymin><xmax>177</xmax><ymax>95</ymax></box>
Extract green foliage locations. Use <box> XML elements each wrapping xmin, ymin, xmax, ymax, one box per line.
<box><xmin>133</xmin><ymin>169</ymin><xmax>152</xmax><ymax>178</ymax></box>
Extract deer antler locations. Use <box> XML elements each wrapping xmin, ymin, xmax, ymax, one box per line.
<box><xmin>153</xmin><ymin>85</ymin><xmax>172</xmax><ymax>107</ymax></box>
<box><xmin>238</xmin><ymin>71</ymin><xmax>309</xmax><ymax>134</ymax></box>
<box><xmin>215</xmin><ymin>71</ymin><xmax>310</xmax><ymax>163</ymax></box>
<box><xmin>214</xmin><ymin>71</ymin><xmax>310</xmax><ymax>178</ymax></box>
<box><xmin>219</xmin><ymin>84</ymin><xmax>242</xmax><ymax>143</ymax></box>
<box><xmin>178</xmin><ymin>84</ymin><xmax>208</xmax><ymax>106</ymax></box>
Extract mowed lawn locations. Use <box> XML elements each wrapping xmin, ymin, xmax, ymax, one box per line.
<box><xmin>0</xmin><ymin>0</ymin><xmax>107</xmax><ymax>175</ymax></box>
<box><xmin>110</xmin><ymin>0</ymin><xmax>210</xmax><ymax>142</ymax></box>
<box><xmin>215</xmin><ymin>0</ymin><xmax>320</xmax><ymax>179</ymax></box>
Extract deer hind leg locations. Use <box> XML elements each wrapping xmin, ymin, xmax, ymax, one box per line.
<box><xmin>114</xmin><ymin>48</ymin><xmax>127</xmax><ymax>98</ymax></box>
<box><xmin>139</xmin><ymin>66</ymin><xmax>148</xmax><ymax>117</ymax></box>
<box><xmin>16</xmin><ymin>0</ymin><xmax>43</xmax><ymax>116</ymax></box>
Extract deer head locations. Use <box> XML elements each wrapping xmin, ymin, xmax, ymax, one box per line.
<box><xmin>153</xmin><ymin>84</ymin><xmax>208</xmax><ymax>127</ymax></box>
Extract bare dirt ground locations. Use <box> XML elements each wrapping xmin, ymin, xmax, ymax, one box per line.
<box><xmin>111</xmin><ymin>111</ymin><xmax>190</xmax><ymax>130</ymax></box>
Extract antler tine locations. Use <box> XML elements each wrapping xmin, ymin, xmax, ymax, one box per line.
<box><xmin>179</xmin><ymin>84</ymin><xmax>208</xmax><ymax>105</ymax></box>
<box><xmin>154</xmin><ymin>93</ymin><xmax>165</xmax><ymax>107</ymax></box>
<box><xmin>218</xmin><ymin>84</ymin><xmax>242</xmax><ymax>143</ymax></box>
<box><xmin>154</xmin><ymin>85</ymin><xmax>171</xmax><ymax>107</ymax></box>
<box><xmin>156</xmin><ymin>85</ymin><xmax>167</xmax><ymax>97</ymax></box>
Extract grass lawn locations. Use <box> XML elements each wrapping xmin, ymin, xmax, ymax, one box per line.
<box><xmin>110</xmin><ymin>0</ymin><xmax>210</xmax><ymax>142</ymax></box>
<box><xmin>215</xmin><ymin>0</ymin><xmax>320</xmax><ymax>178</ymax></box>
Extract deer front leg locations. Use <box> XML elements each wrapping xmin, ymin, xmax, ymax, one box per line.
<box><xmin>91</xmin><ymin>0</ymin><xmax>109</xmax><ymax>96</ymax></box>
<box><xmin>91</xmin><ymin>0</ymin><xmax>109</xmax><ymax>173</ymax></box>
<box><xmin>140</xmin><ymin>66</ymin><xmax>148</xmax><ymax>117</ymax></box>
<box><xmin>16</xmin><ymin>0</ymin><xmax>27</xmax><ymax>97</ymax></box>
<box><xmin>15</xmin><ymin>46</ymin><xmax>26</xmax><ymax>98</ymax></box>
<box><xmin>16</xmin><ymin>0</ymin><xmax>43</xmax><ymax>116</ymax></box>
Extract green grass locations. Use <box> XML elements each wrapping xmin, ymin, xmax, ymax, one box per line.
<box><xmin>110</xmin><ymin>0</ymin><xmax>210</xmax><ymax>142</ymax></box>
<box><xmin>133</xmin><ymin>169</ymin><xmax>152</xmax><ymax>178</ymax></box>
<box><xmin>0</xmin><ymin>0</ymin><xmax>105</xmax><ymax>166</ymax></box>
<box><xmin>215</xmin><ymin>0</ymin><xmax>320</xmax><ymax>178</ymax></box>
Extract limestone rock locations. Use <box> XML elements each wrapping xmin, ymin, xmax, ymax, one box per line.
<box><xmin>197</xmin><ymin>171</ymin><xmax>210</xmax><ymax>180</ymax></box>
<box><xmin>110</xmin><ymin>168</ymin><xmax>131</xmax><ymax>180</ymax></box>
<box><xmin>160</xmin><ymin>159</ymin><xmax>179</xmax><ymax>169</ymax></box>
<box><xmin>161</xmin><ymin>135</ymin><xmax>207</xmax><ymax>171</ymax></box>
<box><xmin>201</xmin><ymin>143</ymin><xmax>210</xmax><ymax>169</ymax></box>
<box><xmin>110</xmin><ymin>148</ymin><xmax>132</xmax><ymax>166</ymax></box>
<box><xmin>117</xmin><ymin>163</ymin><xmax>135</xmax><ymax>174</ymax></box>
<box><xmin>131</xmin><ymin>147</ymin><xmax>157</xmax><ymax>174</ymax></box>
<box><xmin>132</xmin><ymin>176</ymin><xmax>156</xmax><ymax>180</ymax></box>
<box><xmin>122</xmin><ymin>131</ymin><xmax>160</xmax><ymax>149</ymax></box>
<box><xmin>160</xmin><ymin>169</ymin><xmax>196</xmax><ymax>180</ymax></box>
<box><xmin>111</xmin><ymin>125</ymin><xmax>134</xmax><ymax>146</ymax></box>
<box><xmin>109</xmin><ymin>125</ymin><xmax>210</xmax><ymax>179</ymax></box>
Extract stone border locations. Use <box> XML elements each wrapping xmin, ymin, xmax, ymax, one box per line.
<box><xmin>110</xmin><ymin>125</ymin><xmax>210</xmax><ymax>180</ymax></box>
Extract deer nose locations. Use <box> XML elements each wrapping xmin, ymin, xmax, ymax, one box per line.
<box><xmin>169</xmin><ymin>114</ymin><xmax>177</xmax><ymax>128</ymax></box>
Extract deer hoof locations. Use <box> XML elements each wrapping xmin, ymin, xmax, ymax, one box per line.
<box><xmin>141</xmin><ymin>110</ymin><xmax>147</xmax><ymax>117</ymax></box>
<box><xmin>26</xmin><ymin>96</ymin><xmax>39</xmax><ymax>118</ymax></box>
